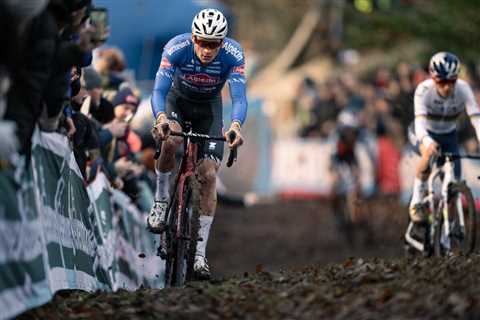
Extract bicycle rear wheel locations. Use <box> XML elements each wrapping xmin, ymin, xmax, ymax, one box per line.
<box><xmin>449</xmin><ymin>181</ymin><xmax>476</xmax><ymax>255</ymax></box>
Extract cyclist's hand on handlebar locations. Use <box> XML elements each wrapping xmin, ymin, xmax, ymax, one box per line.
<box><xmin>225</xmin><ymin>121</ymin><xmax>243</xmax><ymax>148</ymax></box>
<box><xmin>151</xmin><ymin>113</ymin><xmax>170</xmax><ymax>141</ymax></box>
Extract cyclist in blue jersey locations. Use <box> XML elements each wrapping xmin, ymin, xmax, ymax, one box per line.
<box><xmin>147</xmin><ymin>8</ymin><xmax>247</xmax><ymax>280</ymax></box>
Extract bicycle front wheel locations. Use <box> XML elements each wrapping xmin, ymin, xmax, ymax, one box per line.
<box><xmin>440</xmin><ymin>181</ymin><xmax>477</xmax><ymax>256</ymax></box>
<box><xmin>172</xmin><ymin>176</ymin><xmax>200</xmax><ymax>287</ymax></box>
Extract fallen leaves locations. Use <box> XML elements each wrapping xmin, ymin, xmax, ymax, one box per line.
<box><xmin>18</xmin><ymin>255</ymin><xmax>480</xmax><ymax>319</ymax></box>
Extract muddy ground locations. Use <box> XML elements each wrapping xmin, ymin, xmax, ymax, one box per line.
<box><xmin>19</xmin><ymin>198</ymin><xmax>480</xmax><ymax>319</ymax></box>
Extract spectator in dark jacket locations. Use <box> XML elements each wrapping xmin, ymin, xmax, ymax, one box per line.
<box><xmin>4</xmin><ymin>6</ymin><xmax>58</xmax><ymax>155</ymax></box>
<box><xmin>82</xmin><ymin>67</ymin><xmax>115</xmax><ymax>124</ymax></box>
<box><xmin>0</xmin><ymin>0</ymin><xmax>48</xmax><ymax>162</ymax></box>
<box><xmin>39</xmin><ymin>0</ymin><xmax>95</xmax><ymax>133</ymax></box>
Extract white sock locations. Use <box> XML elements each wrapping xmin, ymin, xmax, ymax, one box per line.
<box><xmin>410</xmin><ymin>178</ymin><xmax>426</xmax><ymax>208</ymax></box>
<box><xmin>155</xmin><ymin>171</ymin><xmax>171</xmax><ymax>201</ymax></box>
<box><xmin>196</xmin><ymin>215</ymin><xmax>214</xmax><ymax>258</ymax></box>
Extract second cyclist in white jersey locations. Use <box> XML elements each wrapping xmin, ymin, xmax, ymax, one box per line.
<box><xmin>409</xmin><ymin>52</ymin><xmax>480</xmax><ymax>223</ymax></box>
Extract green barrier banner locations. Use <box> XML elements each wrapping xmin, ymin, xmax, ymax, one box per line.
<box><xmin>0</xmin><ymin>130</ymin><xmax>163</xmax><ymax>320</ymax></box>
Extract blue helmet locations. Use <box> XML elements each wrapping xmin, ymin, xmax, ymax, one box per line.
<box><xmin>429</xmin><ymin>52</ymin><xmax>460</xmax><ymax>80</ymax></box>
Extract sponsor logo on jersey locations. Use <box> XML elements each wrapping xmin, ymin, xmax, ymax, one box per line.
<box><xmin>167</xmin><ymin>39</ymin><xmax>190</xmax><ymax>56</ymax></box>
<box><xmin>160</xmin><ymin>58</ymin><xmax>172</xmax><ymax>68</ymax></box>
<box><xmin>223</xmin><ymin>42</ymin><xmax>243</xmax><ymax>62</ymax></box>
<box><xmin>232</xmin><ymin>64</ymin><xmax>245</xmax><ymax>75</ymax></box>
<box><xmin>183</xmin><ymin>73</ymin><xmax>220</xmax><ymax>86</ymax></box>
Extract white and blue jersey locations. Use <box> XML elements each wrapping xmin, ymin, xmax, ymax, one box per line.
<box><xmin>414</xmin><ymin>79</ymin><xmax>480</xmax><ymax>145</ymax></box>
<box><xmin>409</xmin><ymin>78</ymin><xmax>480</xmax><ymax>178</ymax></box>
<box><xmin>151</xmin><ymin>33</ymin><xmax>247</xmax><ymax>124</ymax></box>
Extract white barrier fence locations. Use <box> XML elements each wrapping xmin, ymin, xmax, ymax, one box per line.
<box><xmin>0</xmin><ymin>130</ymin><xmax>163</xmax><ymax>320</ymax></box>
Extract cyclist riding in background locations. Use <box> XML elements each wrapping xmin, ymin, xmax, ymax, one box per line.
<box><xmin>331</xmin><ymin>111</ymin><xmax>360</xmax><ymax>173</ymax></box>
<box><xmin>408</xmin><ymin>52</ymin><xmax>480</xmax><ymax>224</ymax></box>
<box><xmin>329</xmin><ymin>110</ymin><xmax>362</xmax><ymax>244</ymax></box>
<box><xmin>147</xmin><ymin>8</ymin><xmax>247</xmax><ymax>280</ymax></box>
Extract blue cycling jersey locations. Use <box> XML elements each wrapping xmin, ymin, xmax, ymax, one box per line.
<box><xmin>151</xmin><ymin>33</ymin><xmax>248</xmax><ymax>124</ymax></box>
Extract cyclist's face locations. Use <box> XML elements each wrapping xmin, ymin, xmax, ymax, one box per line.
<box><xmin>192</xmin><ymin>36</ymin><xmax>223</xmax><ymax>64</ymax></box>
<box><xmin>433</xmin><ymin>77</ymin><xmax>456</xmax><ymax>98</ymax></box>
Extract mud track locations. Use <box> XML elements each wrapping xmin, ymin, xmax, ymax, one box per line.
<box><xmin>20</xmin><ymin>199</ymin><xmax>480</xmax><ymax>319</ymax></box>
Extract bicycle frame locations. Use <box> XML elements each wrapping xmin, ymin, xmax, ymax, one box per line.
<box><xmin>154</xmin><ymin>123</ymin><xmax>237</xmax><ymax>286</ymax></box>
<box><xmin>430</xmin><ymin>155</ymin><xmax>460</xmax><ymax>252</ymax></box>
<box><xmin>405</xmin><ymin>154</ymin><xmax>464</xmax><ymax>254</ymax></box>
<box><xmin>167</xmin><ymin>134</ymin><xmax>198</xmax><ymax>238</ymax></box>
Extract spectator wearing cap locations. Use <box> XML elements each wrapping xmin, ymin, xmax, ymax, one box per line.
<box><xmin>112</xmin><ymin>87</ymin><xmax>139</xmax><ymax>122</ymax></box>
<box><xmin>110</xmin><ymin>87</ymin><xmax>142</xmax><ymax>157</ymax></box>
<box><xmin>110</xmin><ymin>87</ymin><xmax>153</xmax><ymax>209</ymax></box>
<box><xmin>82</xmin><ymin>67</ymin><xmax>115</xmax><ymax>124</ymax></box>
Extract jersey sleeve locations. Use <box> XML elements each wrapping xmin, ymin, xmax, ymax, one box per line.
<box><xmin>151</xmin><ymin>40</ymin><xmax>179</xmax><ymax>118</ymax></box>
<box><xmin>227</xmin><ymin>46</ymin><xmax>248</xmax><ymax>125</ymax></box>
<box><xmin>413</xmin><ymin>83</ymin><xmax>433</xmax><ymax>146</ymax></box>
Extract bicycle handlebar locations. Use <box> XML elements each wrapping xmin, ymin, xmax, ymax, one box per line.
<box><xmin>428</xmin><ymin>151</ymin><xmax>480</xmax><ymax>172</ymax></box>
<box><xmin>441</xmin><ymin>152</ymin><xmax>480</xmax><ymax>160</ymax></box>
<box><xmin>153</xmin><ymin>127</ymin><xmax>238</xmax><ymax>167</ymax></box>
<box><xmin>432</xmin><ymin>151</ymin><xmax>480</xmax><ymax>161</ymax></box>
<box><xmin>170</xmin><ymin>131</ymin><xmax>226</xmax><ymax>141</ymax></box>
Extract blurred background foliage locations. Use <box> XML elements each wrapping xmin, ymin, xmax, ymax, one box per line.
<box><xmin>221</xmin><ymin>0</ymin><xmax>480</xmax><ymax>69</ymax></box>
<box><xmin>344</xmin><ymin>0</ymin><xmax>480</xmax><ymax>62</ymax></box>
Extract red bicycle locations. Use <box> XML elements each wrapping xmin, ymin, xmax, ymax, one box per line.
<box><xmin>154</xmin><ymin>122</ymin><xmax>237</xmax><ymax>287</ymax></box>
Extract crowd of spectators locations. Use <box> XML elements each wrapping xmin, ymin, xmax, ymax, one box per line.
<box><xmin>290</xmin><ymin>59</ymin><xmax>480</xmax><ymax>195</ymax></box>
<box><xmin>0</xmin><ymin>0</ymin><xmax>157</xmax><ymax>212</ymax></box>
<box><xmin>3</xmin><ymin>1</ymin><xmax>479</xmax><ymax>207</ymax></box>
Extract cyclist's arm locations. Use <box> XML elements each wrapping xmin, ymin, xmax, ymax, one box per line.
<box><xmin>228</xmin><ymin>63</ymin><xmax>247</xmax><ymax>126</ymax></box>
<box><xmin>463</xmin><ymin>83</ymin><xmax>480</xmax><ymax>141</ymax></box>
<box><xmin>413</xmin><ymin>85</ymin><xmax>434</xmax><ymax>148</ymax></box>
<box><xmin>151</xmin><ymin>57</ymin><xmax>174</xmax><ymax>119</ymax></box>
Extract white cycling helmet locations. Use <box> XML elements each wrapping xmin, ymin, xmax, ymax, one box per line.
<box><xmin>429</xmin><ymin>52</ymin><xmax>460</xmax><ymax>80</ymax></box>
<box><xmin>192</xmin><ymin>8</ymin><xmax>228</xmax><ymax>40</ymax></box>
<box><xmin>338</xmin><ymin>110</ymin><xmax>360</xmax><ymax>129</ymax></box>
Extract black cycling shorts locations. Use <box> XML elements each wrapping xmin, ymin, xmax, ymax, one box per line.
<box><xmin>165</xmin><ymin>89</ymin><xmax>224</xmax><ymax>162</ymax></box>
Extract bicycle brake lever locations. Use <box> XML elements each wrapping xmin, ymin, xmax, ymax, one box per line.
<box><xmin>225</xmin><ymin>130</ymin><xmax>238</xmax><ymax>167</ymax></box>
<box><xmin>226</xmin><ymin>147</ymin><xmax>237</xmax><ymax>167</ymax></box>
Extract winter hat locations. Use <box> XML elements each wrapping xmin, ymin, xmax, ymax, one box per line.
<box><xmin>112</xmin><ymin>88</ymin><xmax>139</xmax><ymax>108</ymax></box>
<box><xmin>82</xmin><ymin>67</ymin><xmax>102</xmax><ymax>90</ymax></box>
